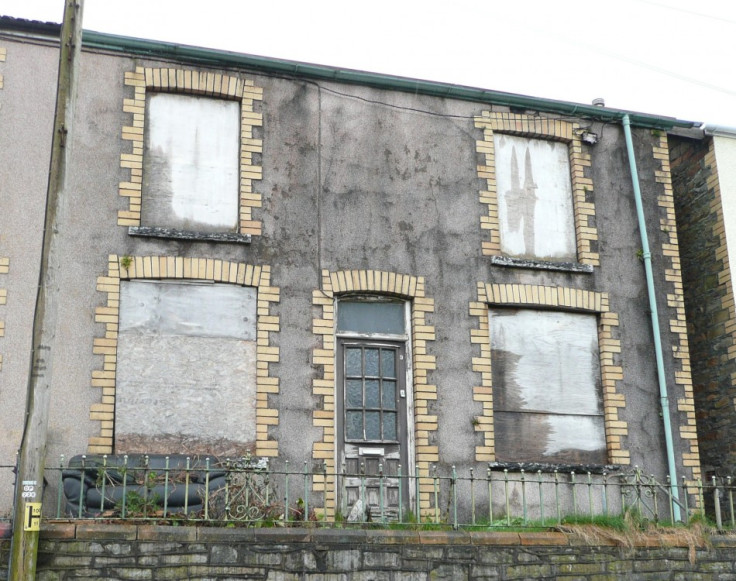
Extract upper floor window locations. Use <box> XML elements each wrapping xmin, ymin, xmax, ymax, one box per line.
<box><xmin>494</xmin><ymin>134</ymin><xmax>576</xmax><ymax>262</ymax></box>
<box><xmin>118</xmin><ymin>67</ymin><xmax>264</xmax><ymax>242</ymax></box>
<box><xmin>474</xmin><ymin>112</ymin><xmax>599</xmax><ymax>271</ymax></box>
<box><xmin>143</xmin><ymin>93</ymin><xmax>240</xmax><ymax>233</ymax></box>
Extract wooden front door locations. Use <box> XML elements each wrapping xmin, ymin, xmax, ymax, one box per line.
<box><xmin>337</xmin><ymin>339</ymin><xmax>409</xmax><ymax>521</ymax></box>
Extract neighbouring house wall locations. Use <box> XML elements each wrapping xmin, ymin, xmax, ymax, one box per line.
<box><xmin>0</xmin><ymin>27</ymin><xmax>700</xmax><ymax>522</ymax></box>
<box><xmin>1</xmin><ymin>525</ymin><xmax>733</xmax><ymax>580</ymax></box>
<box><xmin>0</xmin><ymin>38</ymin><xmax>58</xmax><ymax>515</ymax></box>
<box><xmin>672</xmin><ymin>133</ymin><xmax>736</xmax><ymax>477</ymax></box>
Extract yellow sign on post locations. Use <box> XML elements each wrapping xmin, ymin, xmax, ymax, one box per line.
<box><xmin>24</xmin><ymin>503</ymin><xmax>42</xmax><ymax>532</ymax></box>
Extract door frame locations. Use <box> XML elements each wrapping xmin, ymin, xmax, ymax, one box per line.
<box><xmin>334</xmin><ymin>297</ymin><xmax>416</xmax><ymax>513</ymax></box>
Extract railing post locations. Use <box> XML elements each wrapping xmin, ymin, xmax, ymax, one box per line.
<box><xmin>587</xmin><ymin>472</ymin><xmax>593</xmax><ymax>517</ymax></box>
<box><xmin>554</xmin><ymin>470</ymin><xmax>561</xmax><ymax>525</ymax></box>
<box><xmin>487</xmin><ymin>467</ymin><xmax>493</xmax><ymax>525</ymax></box>
<box><xmin>520</xmin><ymin>469</ymin><xmax>527</xmax><ymax>525</ymax></box>
<box><xmin>203</xmin><ymin>457</ymin><xmax>209</xmax><ymax>520</ymax></box>
<box><xmin>183</xmin><ymin>456</ymin><xmax>192</xmax><ymax>516</ymax></box>
<box><xmin>397</xmin><ymin>464</ymin><xmax>403</xmax><ymax>523</ymax></box>
<box><xmin>452</xmin><ymin>465</ymin><xmax>458</xmax><ymax>530</ymax></box>
<box><xmin>56</xmin><ymin>455</ymin><xmax>65</xmax><ymax>518</ymax></box>
<box><xmin>78</xmin><ymin>455</ymin><xmax>86</xmax><ymax>519</ymax></box>
<box><xmin>713</xmin><ymin>475</ymin><xmax>723</xmax><ymax>530</ymax></box>
<box><xmin>284</xmin><ymin>460</ymin><xmax>290</xmax><ymax>523</ymax></box>
<box><xmin>379</xmin><ymin>463</ymin><xmax>385</xmax><ymax>524</ymax></box>
<box><xmin>469</xmin><ymin>467</ymin><xmax>475</xmax><ymax>526</ymax></box>
<box><xmin>728</xmin><ymin>476</ymin><xmax>734</xmax><ymax>529</ymax></box>
<box><xmin>99</xmin><ymin>455</ymin><xmax>109</xmax><ymax>515</ymax></box>
<box><xmin>415</xmin><ymin>464</ymin><xmax>421</xmax><ymax>524</ymax></box>
<box><xmin>681</xmin><ymin>475</ymin><xmax>690</xmax><ymax>525</ymax></box>
<box><xmin>433</xmin><ymin>465</ymin><xmax>439</xmax><ymax>524</ymax></box>
<box><xmin>504</xmin><ymin>469</ymin><xmax>510</xmax><ymax>526</ymax></box>
<box><xmin>571</xmin><ymin>471</ymin><xmax>577</xmax><ymax>517</ymax></box>
<box><xmin>303</xmin><ymin>461</ymin><xmax>309</xmax><ymax>522</ymax></box>
<box><xmin>121</xmin><ymin>455</ymin><xmax>129</xmax><ymax>519</ymax></box>
<box><xmin>537</xmin><ymin>470</ymin><xmax>544</xmax><ymax>524</ymax></box>
<box><xmin>360</xmin><ymin>461</ymin><xmax>366</xmax><ymax>523</ymax></box>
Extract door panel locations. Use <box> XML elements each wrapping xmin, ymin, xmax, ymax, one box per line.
<box><xmin>337</xmin><ymin>340</ymin><xmax>409</xmax><ymax>521</ymax></box>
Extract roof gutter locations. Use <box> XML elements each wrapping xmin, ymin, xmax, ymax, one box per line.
<box><xmin>65</xmin><ymin>30</ymin><xmax>697</xmax><ymax>131</ymax></box>
<box><xmin>703</xmin><ymin>124</ymin><xmax>736</xmax><ymax>138</ymax></box>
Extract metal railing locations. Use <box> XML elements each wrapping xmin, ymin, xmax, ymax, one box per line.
<box><xmin>15</xmin><ymin>456</ymin><xmax>736</xmax><ymax>529</ymax></box>
<box><xmin>10</xmin><ymin>454</ymin><xmax>715</xmax><ymax>529</ymax></box>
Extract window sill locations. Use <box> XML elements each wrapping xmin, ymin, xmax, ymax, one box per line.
<box><xmin>488</xmin><ymin>461</ymin><xmax>621</xmax><ymax>475</ymax></box>
<box><xmin>491</xmin><ymin>255</ymin><xmax>593</xmax><ymax>274</ymax></box>
<box><xmin>129</xmin><ymin>226</ymin><xmax>251</xmax><ymax>244</ymax></box>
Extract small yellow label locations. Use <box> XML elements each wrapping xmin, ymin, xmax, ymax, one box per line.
<box><xmin>23</xmin><ymin>503</ymin><xmax>41</xmax><ymax>532</ymax></box>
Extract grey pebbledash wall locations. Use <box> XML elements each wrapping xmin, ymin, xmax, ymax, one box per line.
<box><xmin>2</xmin><ymin>524</ymin><xmax>736</xmax><ymax>580</ymax></box>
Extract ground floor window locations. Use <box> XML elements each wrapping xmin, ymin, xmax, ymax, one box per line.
<box><xmin>114</xmin><ymin>279</ymin><xmax>257</xmax><ymax>456</ymax></box>
<box><xmin>490</xmin><ymin>308</ymin><xmax>606</xmax><ymax>464</ymax></box>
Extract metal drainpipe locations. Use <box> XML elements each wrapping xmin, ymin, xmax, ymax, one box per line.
<box><xmin>622</xmin><ymin>114</ymin><xmax>681</xmax><ymax>521</ymax></box>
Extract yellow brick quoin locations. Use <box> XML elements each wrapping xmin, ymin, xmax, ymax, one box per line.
<box><xmin>656</xmin><ymin>135</ymin><xmax>702</xmax><ymax>492</ymax></box>
<box><xmin>88</xmin><ymin>255</ymin><xmax>280</xmax><ymax>456</ymax></box>
<box><xmin>118</xmin><ymin>67</ymin><xmax>264</xmax><ymax>235</ymax></box>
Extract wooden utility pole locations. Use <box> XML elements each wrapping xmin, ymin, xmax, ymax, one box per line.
<box><xmin>9</xmin><ymin>1</ymin><xmax>84</xmax><ymax>578</ymax></box>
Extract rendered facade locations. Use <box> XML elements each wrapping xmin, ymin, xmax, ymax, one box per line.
<box><xmin>0</xmin><ymin>17</ymin><xmax>703</xmax><ymax>520</ymax></box>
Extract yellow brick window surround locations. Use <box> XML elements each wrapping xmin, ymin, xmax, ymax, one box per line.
<box><xmin>88</xmin><ymin>255</ymin><xmax>280</xmax><ymax>456</ymax></box>
<box><xmin>474</xmin><ymin>112</ymin><xmax>599</xmax><ymax>269</ymax></box>
<box><xmin>469</xmin><ymin>283</ymin><xmax>629</xmax><ymax>466</ymax></box>
<box><xmin>311</xmin><ymin>269</ymin><xmax>437</xmax><ymax>520</ymax></box>
<box><xmin>118</xmin><ymin>67</ymin><xmax>263</xmax><ymax>239</ymax></box>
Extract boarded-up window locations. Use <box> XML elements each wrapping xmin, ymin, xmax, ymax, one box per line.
<box><xmin>143</xmin><ymin>93</ymin><xmax>240</xmax><ymax>232</ymax></box>
<box><xmin>494</xmin><ymin>134</ymin><xmax>576</xmax><ymax>262</ymax></box>
<box><xmin>115</xmin><ymin>280</ymin><xmax>257</xmax><ymax>456</ymax></box>
<box><xmin>490</xmin><ymin>308</ymin><xmax>606</xmax><ymax>464</ymax></box>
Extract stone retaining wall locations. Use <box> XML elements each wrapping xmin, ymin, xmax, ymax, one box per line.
<box><xmin>2</xmin><ymin>523</ymin><xmax>736</xmax><ymax>579</ymax></box>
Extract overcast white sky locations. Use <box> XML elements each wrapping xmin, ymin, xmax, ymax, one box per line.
<box><xmin>2</xmin><ymin>0</ymin><xmax>735</xmax><ymax>127</ymax></box>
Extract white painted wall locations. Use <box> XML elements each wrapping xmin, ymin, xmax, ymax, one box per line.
<box><xmin>714</xmin><ymin>135</ymin><xmax>736</xmax><ymax>281</ymax></box>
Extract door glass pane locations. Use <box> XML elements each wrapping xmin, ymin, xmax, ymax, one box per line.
<box><xmin>337</xmin><ymin>301</ymin><xmax>405</xmax><ymax>335</ymax></box>
<box><xmin>346</xmin><ymin>411</ymin><xmax>363</xmax><ymax>440</ymax></box>
<box><xmin>383</xmin><ymin>412</ymin><xmax>397</xmax><ymax>440</ymax></box>
<box><xmin>365</xmin><ymin>380</ymin><xmax>380</xmax><ymax>408</ymax></box>
<box><xmin>382</xmin><ymin>380</ymin><xmax>396</xmax><ymax>410</ymax></box>
<box><xmin>365</xmin><ymin>411</ymin><xmax>381</xmax><ymax>440</ymax></box>
<box><xmin>346</xmin><ymin>348</ymin><xmax>362</xmax><ymax>376</ymax></box>
<box><xmin>346</xmin><ymin>379</ymin><xmax>363</xmax><ymax>408</ymax></box>
<box><xmin>365</xmin><ymin>349</ymin><xmax>380</xmax><ymax>376</ymax></box>
<box><xmin>381</xmin><ymin>349</ymin><xmax>396</xmax><ymax>378</ymax></box>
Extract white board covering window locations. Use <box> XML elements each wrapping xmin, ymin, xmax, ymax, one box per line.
<box><xmin>115</xmin><ymin>280</ymin><xmax>257</xmax><ymax>455</ymax></box>
<box><xmin>143</xmin><ymin>93</ymin><xmax>240</xmax><ymax>232</ymax></box>
<box><xmin>490</xmin><ymin>308</ymin><xmax>606</xmax><ymax>464</ymax></box>
<box><xmin>494</xmin><ymin>134</ymin><xmax>576</xmax><ymax>262</ymax></box>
